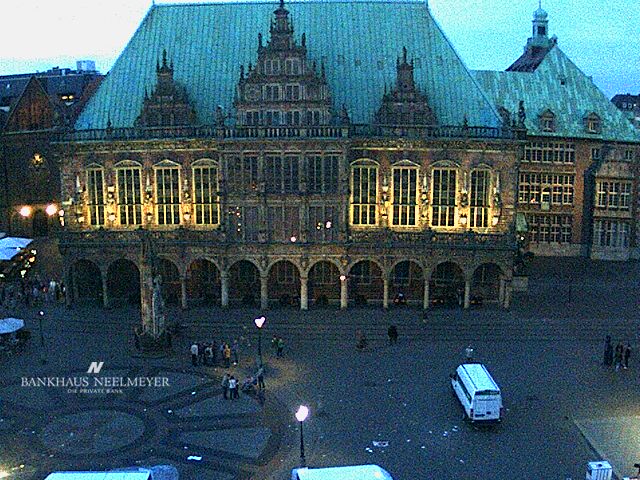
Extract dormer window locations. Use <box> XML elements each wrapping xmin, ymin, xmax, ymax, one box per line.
<box><xmin>584</xmin><ymin>112</ymin><xmax>602</xmax><ymax>134</ymax></box>
<box><xmin>539</xmin><ymin>110</ymin><xmax>556</xmax><ymax>132</ymax></box>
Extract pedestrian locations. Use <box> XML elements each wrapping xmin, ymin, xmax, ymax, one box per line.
<box><xmin>190</xmin><ymin>342</ymin><xmax>199</xmax><ymax>367</ymax></box>
<box><xmin>256</xmin><ymin>388</ymin><xmax>265</xmax><ymax>407</ymax></box>
<box><xmin>355</xmin><ymin>330</ymin><xmax>367</xmax><ymax>351</ymax></box>
<box><xmin>277</xmin><ymin>337</ymin><xmax>285</xmax><ymax>358</ymax></box>
<box><xmin>205</xmin><ymin>344</ymin><xmax>214</xmax><ymax>366</ymax></box>
<box><xmin>223</xmin><ymin>343</ymin><xmax>232</xmax><ymax>368</ymax></box>
<box><xmin>271</xmin><ymin>335</ymin><xmax>278</xmax><ymax>354</ymax></box>
<box><xmin>198</xmin><ymin>342</ymin><xmax>206</xmax><ymax>365</ymax></box>
<box><xmin>221</xmin><ymin>373</ymin><xmax>230</xmax><ymax>399</ymax></box>
<box><xmin>387</xmin><ymin>324</ymin><xmax>398</xmax><ymax>345</ymax></box>
<box><xmin>614</xmin><ymin>343</ymin><xmax>623</xmax><ymax>371</ymax></box>
<box><xmin>624</xmin><ymin>343</ymin><xmax>631</xmax><ymax>369</ymax></box>
<box><xmin>232</xmin><ymin>339</ymin><xmax>239</xmax><ymax>365</ymax></box>
<box><xmin>256</xmin><ymin>365</ymin><xmax>265</xmax><ymax>390</ymax></box>
<box><xmin>603</xmin><ymin>335</ymin><xmax>613</xmax><ymax>366</ymax></box>
<box><xmin>465</xmin><ymin>345</ymin><xmax>474</xmax><ymax>362</ymax></box>
<box><xmin>228</xmin><ymin>375</ymin><xmax>239</xmax><ymax>399</ymax></box>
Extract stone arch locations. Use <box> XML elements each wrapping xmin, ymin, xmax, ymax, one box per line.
<box><xmin>107</xmin><ymin>258</ymin><xmax>140</xmax><ymax>306</ymax></box>
<box><xmin>430</xmin><ymin>261</ymin><xmax>465</xmax><ymax>307</ymax></box>
<box><xmin>228</xmin><ymin>259</ymin><xmax>261</xmax><ymax>306</ymax></box>
<box><xmin>348</xmin><ymin>259</ymin><xmax>384</xmax><ymax>306</ymax></box>
<box><xmin>268</xmin><ymin>260</ymin><xmax>301</xmax><ymax>307</ymax></box>
<box><xmin>157</xmin><ymin>258</ymin><xmax>180</xmax><ymax>305</ymax></box>
<box><xmin>471</xmin><ymin>263</ymin><xmax>503</xmax><ymax>303</ymax></box>
<box><xmin>186</xmin><ymin>258</ymin><xmax>221</xmax><ymax>306</ymax></box>
<box><xmin>71</xmin><ymin>259</ymin><xmax>102</xmax><ymax>304</ymax></box>
<box><xmin>390</xmin><ymin>260</ymin><xmax>424</xmax><ymax>306</ymax></box>
<box><xmin>32</xmin><ymin>209</ymin><xmax>49</xmax><ymax>237</ymax></box>
<box><xmin>308</xmin><ymin>260</ymin><xmax>341</xmax><ymax>306</ymax></box>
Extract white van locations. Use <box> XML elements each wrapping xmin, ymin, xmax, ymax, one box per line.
<box><xmin>450</xmin><ymin>363</ymin><xmax>503</xmax><ymax>422</ymax></box>
<box><xmin>44</xmin><ymin>471</ymin><xmax>152</xmax><ymax>480</ymax></box>
<box><xmin>292</xmin><ymin>465</ymin><xmax>394</xmax><ymax>480</ymax></box>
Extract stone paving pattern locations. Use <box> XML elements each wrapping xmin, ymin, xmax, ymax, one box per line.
<box><xmin>0</xmin><ymin>257</ymin><xmax>639</xmax><ymax>479</ymax></box>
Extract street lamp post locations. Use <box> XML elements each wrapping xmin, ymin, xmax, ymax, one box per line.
<box><xmin>254</xmin><ymin>316</ymin><xmax>265</xmax><ymax>367</ymax></box>
<box><xmin>38</xmin><ymin>310</ymin><xmax>46</xmax><ymax>364</ymax></box>
<box><xmin>295</xmin><ymin>405</ymin><xmax>309</xmax><ymax>467</ymax></box>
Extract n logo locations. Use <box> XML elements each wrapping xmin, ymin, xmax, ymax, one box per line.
<box><xmin>87</xmin><ymin>362</ymin><xmax>104</xmax><ymax>374</ymax></box>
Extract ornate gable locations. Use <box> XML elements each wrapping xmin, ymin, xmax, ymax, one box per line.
<box><xmin>234</xmin><ymin>0</ymin><xmax>336</xmax><ymax>127</ymax></box>
<box><xmin>135</xmin><ymin>50</ymin><xmax>197</xmax><ymax>127</ymax></box>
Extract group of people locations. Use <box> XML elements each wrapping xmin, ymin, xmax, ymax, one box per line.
<box><xmin>271</xmin><ymin>336</ymin><xmax>285</xmax><ymax>357</ymax></box>
<box><xmin>190</xmin><ymin>339</ymin><xmax>240</xmax><ymax>368</ymax></box>
<box><xmin>0</xmin><ymin>277</ymin><xmax>64</xmax><ymax>310</ymax></box>
<box><xmin>603</xmin><ymin>336</ymin><xmax>631</xmax><ymax>371</ymax></box>
<box><xmin>220</xmin><ymin>365</ymin><xmax>266</xmax><ymax>404</ymax></box>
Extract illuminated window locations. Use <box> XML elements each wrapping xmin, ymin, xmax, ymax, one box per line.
<box><xmin>470</xmin><ymin>170</ymin><xmax>489</xmax><ymax>228</ymax></box>
<box><xmin>524</xmin><ymin>142</ymin><xmax>575</xmax><ymax>163</ymax></box>
<box><xmin>192</xmin><ymin>159</ymin><xmax>219</xmax><ymax>225</ymax></box>
<box><xmin>155</xmin><ymin>165</ymin><xmax>180</xmax><ymax>225</ymax></box>
<box><xmin>116</xmin><ymin>165</ymin><xmax>142</xmax><ymax>225</ymax></box>
<box><xmin>350</xmin><ymin>160</ymin><xmax>378</xmax><ymax>226</ymax></box>
<box><xmin>431</xmin><ymin>169</ymin><xmax>456</xmax><ymax>227</ymax></box>
<box><xmin>391</xmin><ymin>165</ymin><xmax>418</xmax><ymax>227</ymax></box>
<box><xmin>518</xmin><ymin>173</ymin><xmax>574</xmax><ymax>206</ymax></box>
<box><xmin>86</xmin><ymin>168</ymin><xmax>105</xmax><ymax>226</ymax></box>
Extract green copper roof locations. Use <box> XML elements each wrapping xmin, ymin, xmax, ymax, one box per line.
<box><xmin>75</xmin><ymin>0</ymin><xmax>501</xmax><ymax>130</ymax></box>
<box><xmin>473</xmin><ymin>47</ymin><xmax>640</xmax><ymax>143</ymax></box>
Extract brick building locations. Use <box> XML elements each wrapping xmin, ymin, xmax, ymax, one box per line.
<box><xmin>55</xmin><ymin>0</ymin><xmax>523</xmax><ymax>312</ymax></box>
<box><xmin>474</xmin><ymin>7</ymin><xmax>640</xmax><ymax>261</ymax></box>
<box><xmin>0</xmin><ymin>63</ymin><xmax>103</xmax><ymax>237</ymax></box>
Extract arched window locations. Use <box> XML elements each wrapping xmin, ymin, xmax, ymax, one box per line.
<box><xmin>350</xmin><ymin>159</ymin><xmax>378</xmax><ymax>226</ymax></box>
<box><xmin>86</xmin><ymin>164</ymin><xmax>105</xmax><ymax>226</ymax></box>
<box><xmin>114</xmin><ymin>160</ymin><xmax>143</xmax><ymax>225</ymax></box>
<box><xmin>154</xmin><ymin>159</ymin><xmax>181</xmax><ymax>225</ymax></box>
<box><xmin>431</xmin><ymin>166</ymin><xmax>457</xmax><ymax>227</ymax></box>
<box><xmin>539</xmin><ymin>109</ymin><xmax>556</xmax><ymax>132</ymax></box>
<box><xmin>470</xmin><ymin>170</ymin><xmax>489</xmax><ymax>228</ymax></box>
<box><xmin>391</xmin><ymin>161</ymin><xmax>418</xmax><ymax>227</ymax></box>
<box><xmin>192</xmin><ymin>159</ymin><xmax>219</xmax><ymax>226</ymax></box>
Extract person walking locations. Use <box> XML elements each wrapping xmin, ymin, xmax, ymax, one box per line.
<box><xmin>614</xmin><ymin>343</ymin><xmax>623</xmax><ymax>371</ymax></box>
<box><xmin>256</xmin><ymin>365</ymin><xmax>265</xmax><ymax>390</ymax></box>
<box><xmin>223</xmin><ymin>343</ymin><xmax>232</xmax><ymax>368</ymax></box>
<box><xmin>277</xmin><ymin>337</ymin><xmax>285</xmax><ymax>358</ymax></box>
<box><xmin>603</xmin><ymin>335</ymin><xmax>613</xmax><ymax>366</ymax></box>
<box><xmin>465</xmin><ymin>345</ymin><xmax>474</xmax><ymax>362</ymax></box>
<box><xmin>198</xmin><ymin>342</ymin><xmax>206</xmax><ymax>365</ymax></box>
<box><xmin>624</xmin><ymin>343</ymin><xmax>631</xmax><ymax>369</ymax></box>
<box><xmin>221</xmin><ymin>373</ymin><xmax>230</xmax><ymax>399</ymax></box>
<box><xmin>387</xmin><ymin>325</ymin><xmax>398</xmax><ymax>345</ymax></box>
<box><xmin>271</xmin><ymin>335</ymin><xmax>278</xmax><ymax>355</ymax></box>
<box><xmin>190</xmin><ymin>343</ymin><xmax>199</xmax><ymax>367</ymax></box>
<box><xmin>232</xmin><ymin>339</ymin><xmax>239</xmax><ymax>365</ymax></box>
<box><xmin>228</xmin><ymin>375</ymin><xmax>238</xmax><ymax>399</ymax></box>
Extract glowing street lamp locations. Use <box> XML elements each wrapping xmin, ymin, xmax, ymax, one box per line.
<box><xmin>295</xmin><ymin>405</ymin><xmax>309</xmax><ymax>467</ymax></box>
<box><xmin>254</xmin><ymin>316</ymin><xmax>266</xmax><ymax>366</ymax></box>
<box><xmin>45</xmin><ymin>203</ymin><xmax>58</xmax><ymax>216</ymax></box>
<box><xmin>19</xmin><ymin>206</ymin><xmax>32</xmax><ymax>218</ymax></box>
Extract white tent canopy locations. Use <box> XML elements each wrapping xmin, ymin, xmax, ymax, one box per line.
<box><xmin>0</xmin><ymin>236</ymin><xmax>32</xmax><ymax>261</ymax></box>
<box><xmin>0</xmin><ymin>318</ymin><xmax>25</xmax><ymax>334</ymax></box>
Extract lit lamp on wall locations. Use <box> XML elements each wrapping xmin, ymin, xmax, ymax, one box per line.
<box><xmin>107</xmin><ymin>211</ymin><xmax>116</xmax><ymax>223</ymax></box>
<box><xmin>381</xmin><ymin>174</ymin><xmax>390</xmax><ymax>218</ymax></box>
<box><xmin>45</xmin><ymin>203</ymin><xmax>58</xmax><ymax>217</ymax></box>
<box><xmin>19</xmin><ymin>206</ymin><xmax>32</xmax><ymax>218</ymax></box>
<box><xmin>459</xmin><ymin>213</ymin><xmax>468</xmax><ymax>227</ymax></box>
<box><xmin>491</xmin><ymin>212</ymin><xmax>500</xmax><ymax>227</ymax></box>
<box><xmin>183</xmin><ymin>209</ymin><xmax>191</xmax><ymax>222</ymax></box>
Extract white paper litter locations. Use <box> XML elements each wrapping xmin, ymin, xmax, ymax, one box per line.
<box><xmin>372</xmin><ymin>441</ymin><xmax>389</xmax><ymax>447</ymax></box>
<box><xmin>187</xmin><ymin>455</ymin><xmax>202</xmax><ymax>461</ymax></box>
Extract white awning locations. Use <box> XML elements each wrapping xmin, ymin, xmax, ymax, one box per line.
<box><xmin>0</xmin><ymin>318</ymin><xmax>25</xmax><ymax>334</ymax></box>
<box><xmin>0</xmin><ymin>236</ymin><xmax>32</xmax><ymax>261</ymax></box>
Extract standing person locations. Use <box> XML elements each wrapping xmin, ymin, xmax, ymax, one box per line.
<box><xmin>614</xmin><ymin>343</ymin><xmax>623</xmax><ymax>371</ymax></box>
<box><xmin>271</xmin><ymin>335</ymin><xmax>278</xmax><ymax>355</ymax></box>
<box><xmin>223</xmin><ymin>343</ymin><xmax>232</xmax><ymax>368</ymax></box>
<box><xmin>228</xmin><ymin>375</ymin><xmax>238</xmax><ymax>399</ymax></box>
<box><xmin>198</xmin><ymin>342</ymin><xmax>206</xmax><ymax>365</ymax></box>
<box><xmin>387</xmin><ymin>325</ymin><xmax>398</xmax><ymax>345</ymax></box>
<box><xmin>277</xmin><ymin>337</ymin><xmax>285</xmax><ymax>358</ymax></box>
<box><xmin>190</xmin><ymin>343</ymin><xmax>199</xmax><ymax>367</ymax></box>
<box><xmin>221</xmin><ymin>373</ymin><xmax>230</xmax><ymax>399</ymax></box>
<box><xmin>256</xmin><ymin>365</ymin><xmax>265</xmax><ymax>390</ymax></box>
<box><xmin>603</xmin><ymin>335</ymin><xmax>613</xmax><ymax>366</ymax></box>
<box><xmin>624</xmin><ymin>343</ymin><xmax>631</xmax><ymax>369</ymax></box>
<box><xmin>205</xmin><ymin>344</ymin><xmax>214</xmax><ymax>366</ymax></box>
<box><xmin>232</xmin><ymin>339</ymin><xmax>239</xmax><ymax>366</ymax></box>
<box><xmin>465</xmin><ymin>345</ymin><xmax>474</xmax><ymax>362</ymax></box>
